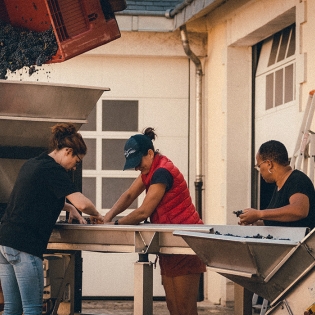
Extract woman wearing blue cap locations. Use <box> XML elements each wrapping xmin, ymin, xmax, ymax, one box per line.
<box><xmin>104</xmin><ymin>127</ymin><xmax>206</xmax><ymax>315</ymax></box>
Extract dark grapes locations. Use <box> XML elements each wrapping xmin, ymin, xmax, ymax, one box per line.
<box><xmin>0</xmin><ymin>20</ymin><xmax>58</xmax><ymax>79</ymax></box>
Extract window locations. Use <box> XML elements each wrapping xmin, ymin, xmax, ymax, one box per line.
<box><xmin>102</xmin><ymin>178</ymin><xmax>138</xmax><ymax>208</ymax></box>
<box><xmin>258</xmin><ymin>24</ymin><xmax>296</xmax><ymax>110</ymax></box>
<box><xmin>80</xmin><ymin>99</ymin><xmax>139</xmax><ymax>214</ymax></box>
<box><xmin>268</xmin><ymin>26</ymin><xmax>295</xmax><ymax>66</ymax></box>
<box><xmin>83</xmin><ymin>139</ymin><xmax>96</xmax><ymax>170</ymax></box>
<box><xmin>102</xmin><ymin>139</ymin><xmax>126</xmax><ymax>170</ymax></box>
<box><xmin>102</xmin><ymin>100</ymin><xmax>138</xmax><ymax>131</ymax></box>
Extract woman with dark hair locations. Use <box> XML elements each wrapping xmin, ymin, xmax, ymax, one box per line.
<box><xmin>0</xmin><ymin>123</ymin><xmax>104</xmax><ymax>315</ymax></box>
<box><xmin>104</xmin><ymin>127</ymin><xmax>206</xmax><ymax>315</ymax></box>
<box><xmin>239</xmin><ymin>140</ymin><xmax>315</xmax><ymax>228</ymax></box>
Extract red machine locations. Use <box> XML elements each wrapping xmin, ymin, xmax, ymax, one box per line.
<box><xmin>0</xmin><ymin>0</ymin><xmax>126</xmax><ymax>63</ymax></box>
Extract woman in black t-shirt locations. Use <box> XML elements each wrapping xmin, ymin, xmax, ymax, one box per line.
<box><xmin>238</xmin><ymin>140</ymin><xmax>315</xmax><ymax>229</ymax></box>
<box><xmin>0</xmin><ymin>123</ymin><xmax>104</xmax><ymax>315</ymax></box>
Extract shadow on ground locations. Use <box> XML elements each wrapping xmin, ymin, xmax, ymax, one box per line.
<box><xmin>81</xmin><ymin>299</ymin><xmax>235</xmax><ymax>315</ymax></box>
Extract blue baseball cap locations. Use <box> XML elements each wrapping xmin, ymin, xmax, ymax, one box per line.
<box><xmin>123</xmin><ymin>134</ymin><xmax>154</xmax><ymax>170</ymax></box>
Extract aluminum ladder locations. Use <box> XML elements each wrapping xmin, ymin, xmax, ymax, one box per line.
<box><xmin>290</xmin><ymin>89</ymin><xmax>315</xmax><ymax>182</ymax></box>
<box><xmin>252</xmin><ymin>295</ymin><xmax>269</xmax><ymax>315</ymax></box>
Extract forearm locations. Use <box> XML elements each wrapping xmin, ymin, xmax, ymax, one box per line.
<box><xmin>67</xmin><ymin>192</ymin><xmax>101</xmax><ymax>216</ymax></box>
<box><xmin>114</xmin><ymin>184</ymin><xmax>165</xmax><ymax>225</ymax></box>
<box><xmin>240</xmin><ymin>208</ymin><xmax>305</xmax><ymax>225</ymax></box>
<box><xmin>116</xmin><ymin>208</ymin><xmax>148</xmax><ymax>225</ymax></box>
<box><xmin>240</xmin><ymin>195</ymin><xmax>309</xmax><ymax>225</ymax></box>
<box><xmin>81</xmin><ymin>201</ymin><xmax>100</xmax><ymax>216</ymax></box>
<box><xmin>104</xmin><ymin>192</ymin><xmax>135</xmax><ymax>221</ymax></box>
<box><xmin>74</xmin><ymin>198</ymin><xmax>98</xmax><ymax>216</ymax></box>
<box><xmin>63</xmin><ymin>202</ymin><xmax>87</xmax><ymax>224</ymax></box>
<box><xmin>63</xmin><ymin>202</ymin><xmax>75</xmax><ymax>212</ymax></box>
<box><xmin>260</xmin><ymin>205</ymin><xmax>308</xmax><ymax>222</ymax></box>
<box><xmin>261</xmin><ymin>193</ymin><xmax>310</xmax><ymax>222</ymax></box>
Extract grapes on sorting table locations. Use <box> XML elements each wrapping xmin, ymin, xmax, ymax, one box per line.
<box><xmin>214</xmin><ymin>230</ymin><xmax>288</xmax><ymax>240</ymax></box>
<box><xmin>0</xmin><ymin>20</ymin><xmax>58</xmax><ymax>79</ymax></box>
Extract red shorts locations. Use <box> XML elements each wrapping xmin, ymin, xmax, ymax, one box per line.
<box><xmin>159</xmin><ymin>254</ymin><xmax>206</xmax><ymax>277</ymax></box>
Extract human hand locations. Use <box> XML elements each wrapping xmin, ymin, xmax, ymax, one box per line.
<box><xmin>103</xmin><ymin>212</ymin><xmax>114</xmax><ymax>223</ymax></box>
<box><xmin>68</xmin><ymin>205</ymin><xmax>87</xmax><ymax>224</ymax></box>
<box><xmin>238</xmin><ymin>208</ymin><xmax>260</xmax><ymax>225</ymax></box>
<box><xmin>90</xmin><ymin>213</ymin><xmax>105</xmax><ymax>224</ymax></box>
<box><xmin>70</xmin><ymin>216</ymin><xmax>87</xmax><ymax>224</ymax></box>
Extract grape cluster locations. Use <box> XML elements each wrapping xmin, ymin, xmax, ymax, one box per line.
<box><xmin>57</xmin><ymin>218</ymin><xmax>92</xmax><ymax>224</ymax></box>
<box><xmin>214</xmin><ymin>231</ymin><xmax>290</xmax><ymax>240</ymax></box>
<box><xmin>0</xmin><ymin>20</ymin><xmax>58</xmax><ymax>79</ymax></box>
<box><xmin>233</xmin><ymin>210</ymin><xmax>243</xmax><ymax>217</ymax></box>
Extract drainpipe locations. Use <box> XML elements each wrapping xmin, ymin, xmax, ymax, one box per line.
<box><xmin>180</xmin><ymin>25</ymin><xmax>203</xmax><ymax>220</ymax></box>
<box><xmin>180</xmin><ymin>25</ymin><xmax>204</xmax><ymax>302</ymax></box>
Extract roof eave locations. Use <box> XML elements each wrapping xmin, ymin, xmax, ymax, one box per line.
<box><xmin>167</xmin><ymin>0</ymin><xmax>226</xmax><ymax>30</ymax></box>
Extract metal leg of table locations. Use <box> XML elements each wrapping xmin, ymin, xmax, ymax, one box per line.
<box><xmin>134</xmin><ymin>254</ymin><xmax>153</xmax><ymax>315</ymax></box>
<box><xmin>234</xmin><ymin>284</ymin><xmax>253</xmax><ymax>315</ymax></box>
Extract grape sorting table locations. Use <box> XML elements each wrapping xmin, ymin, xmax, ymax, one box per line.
<box><xmin>47</xmin><ymin>224</ymin><xmax>309</xmax><ymax>315</ymax></box>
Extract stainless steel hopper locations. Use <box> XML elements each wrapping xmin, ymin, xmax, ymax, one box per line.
<box><xmin>174</xmin><ymin>225</ymin><xmax>310</xmax><ymax>303</ymax></box>
<box><xmin>0</xmin><ymin>80</ymin><xmax>108</xmax><ymax>147</ymax></box>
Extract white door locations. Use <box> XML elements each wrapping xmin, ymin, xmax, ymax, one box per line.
<box><xmin>255</xmin><ymin>24</ymin><xmax>297</xmax><ymax>154</ymax></box>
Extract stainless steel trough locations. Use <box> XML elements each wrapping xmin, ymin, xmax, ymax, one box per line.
<box><xmin>48</xmin><ymin>223</ymin><xmax>212</xmax><ymax>254</ymax></box>
<box><xmin>174</xmin><ymin>225</ymin><xmax>311</xmax><ymax>304</ymax></box>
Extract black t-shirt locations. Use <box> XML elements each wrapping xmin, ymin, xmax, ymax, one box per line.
<box><xmin>264</xmin><ymin>170</ymin><xmax>315</xmax><ymax>229</ymax></box>
<box><xmin>151</xmin><ymin>168</ymin><xmax>173</xmax><ymax>191</ymax></box>
<box><xmin>0</xmin><ymin>152</ymin><xmax>78</xmax><ymax>258</ymax></box>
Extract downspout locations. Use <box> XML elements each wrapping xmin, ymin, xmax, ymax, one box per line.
<box><xmin>180</xmin><ymin>25</ymin><xmax>203</xmax><ymax>220</ymax></box>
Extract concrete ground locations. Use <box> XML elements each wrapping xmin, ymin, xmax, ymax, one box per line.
<box><xmin>81</xmin><ymin>299</ymin><xmax>236</xmax><ymax>315</ymax></box>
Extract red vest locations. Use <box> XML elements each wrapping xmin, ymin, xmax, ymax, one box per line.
<box><xmin>141</xmin><ymin>154</ymin><xmax>203</xmax><ymax>224</ymax></box>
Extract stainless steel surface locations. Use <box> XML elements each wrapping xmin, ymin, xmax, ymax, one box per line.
<box><xmin>0</xmin><ymin>159</ymin><xmax>25</xmax><ymax>202</ymax></box>
<box><xmin>265</xmin><ymin>267</ymin><xmax>315</xmax><ymax>314</ymax></box>
<box><xmin>0</xmin><ymin>80</ymin><xmax>109</xmax><ymax>147</ymax></box>
<box><xmin>48</xmin><ymin>223</ymin><xmax>212</xmax><ymax>254</ymax></box>
<box><xmin>174</xmin><ymin>225</ymin><xmax>310</xmax><ymax>302</ymax></box>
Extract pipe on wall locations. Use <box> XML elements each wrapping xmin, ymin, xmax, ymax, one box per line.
<box><xmin>179</xmin><ymin>25</ymin><xmax>203</xmax><ymax>219</ymax></box>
